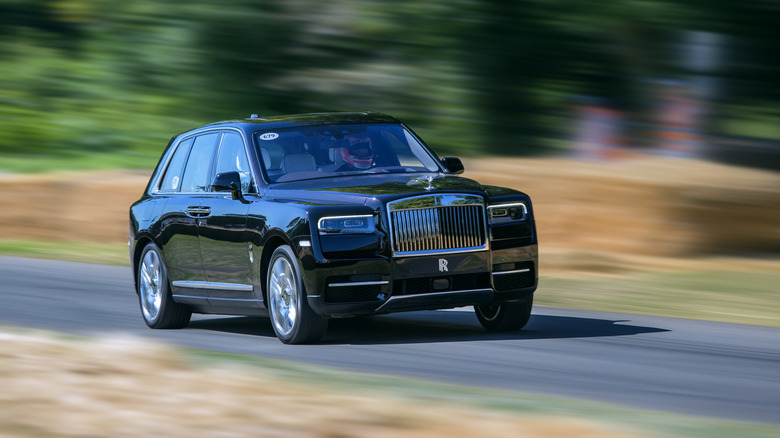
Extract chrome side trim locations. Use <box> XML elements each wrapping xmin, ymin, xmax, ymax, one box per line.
<box><xmin>172</xmin><ymin>295</ymin><xmax>263</xmax><ymax>304</ymax></box>
<box><xmin>207</xmin><ymin>297</ymin><xmax>264</xmax><ymax>303</ymax></box>
<box><xmin>328</xmin><ymin>280</ymin><xmax>389</xmax><ymax>288</ymax></box>
<box><xmin>492</xmin><ymin>268</ymin><xmax>531</xmax><ymax>276</ymax></box>
<box><xmin>172</xmin><ymin>281</ymin><xmax>254</xmax><ymax>292</ymax></box>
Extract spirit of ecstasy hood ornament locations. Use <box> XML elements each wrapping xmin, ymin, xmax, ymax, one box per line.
<box><xmin>425</xmin><ymin>175</ymin><xmax>435</xmax><ymax>191</ymax></box>
<box><xmin>406</xmin><ymin>175</ymin><xmax>438</xmax><ymax>190</ymax></box>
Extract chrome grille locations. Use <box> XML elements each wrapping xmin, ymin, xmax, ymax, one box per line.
<box><xmin>388</xmin><ymin>195</ymin><xmax>487</xmax><ymax>255</ymax></box>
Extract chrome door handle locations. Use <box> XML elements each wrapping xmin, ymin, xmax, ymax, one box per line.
<box><xmin>185</xmin><ymin>207</ymin><xmax>211</xmax><ymax>217</ymax></box>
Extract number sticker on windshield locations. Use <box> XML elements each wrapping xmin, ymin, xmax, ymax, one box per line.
<box><xmin>259</xmin><ymin>133</ymin><xmax>279</xmax><ymax>141</ymax></box>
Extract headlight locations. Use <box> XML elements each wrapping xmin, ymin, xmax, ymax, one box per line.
<box><xmin>318</xmin><ymin>215</ymin><xmax>376</xmax><ymax>235</ymax></box>
<box><xmin>487</xmin><ymin>202</ymin><xmax>527</xmax><ymax>223</ymax></box>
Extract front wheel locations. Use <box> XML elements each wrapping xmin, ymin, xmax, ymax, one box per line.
<box><xmin>267</xmin><ymin>245</ymin><xmax>328</xmax><ymax>344</ymax></box>
<box><xmin>137</xmin><ymin>243</ymin><xmax>191</xmax><ymax>329</ymax></box>
<box><xmin>474</xmin><ymin>295</ymin><xmax>533</xmax><ymax>331</ymax></box>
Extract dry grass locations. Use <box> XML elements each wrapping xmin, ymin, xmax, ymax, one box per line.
<box><xmin>2</xmin><ymin>156</ymin><xmax>778</xmax><ymax>273</ymax></box>
<box><xmin>464</xmin><ymin>156</ymin><xmax>780</xmax><ymax>259</ymax></box>
<box><xmin>0</xmin><ymin>330</ymin><xmax>639</xmax><ymax>438</ymax></box>
<box><xmin>0</xmin><ymin>170</ymin><xmax>150</xmax><ymax>243</ymax></box>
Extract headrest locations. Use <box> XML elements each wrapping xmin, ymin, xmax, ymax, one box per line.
<box><xmin>282</xmin><ymin>154</ymin><xmax>316</xmax><ymax>173</ymax></box>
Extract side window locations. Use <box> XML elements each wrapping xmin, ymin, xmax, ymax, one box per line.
<box><xmin>180</xmin><ymin>132</ymin><xmax>219</xmax><ymax>193</ymax></box>
<box><xmin>159</xmin><ymin>138</ymin><xmax>193</xmax><ymax>193</ymax></box>
<box><xmin>214</xmin><ymin>131</ymin><xmax>254</xmax><ymax>193</ymax></box>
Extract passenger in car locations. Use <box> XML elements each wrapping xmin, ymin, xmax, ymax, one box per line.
<box><xmin>336</xmin><ymin>140</ymin><xmax>374</xmax><ymax>171</ymax></box>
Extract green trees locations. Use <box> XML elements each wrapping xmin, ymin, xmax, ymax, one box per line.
<box><xmin>1</xmin><ymin>0</ymin><xmax>779</xmax><ymax>168</ymax></box>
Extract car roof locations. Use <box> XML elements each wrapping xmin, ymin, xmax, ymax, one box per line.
<box><xmin>193</xmin><ymin>112</ymin><xmax>402</xmax><ymax>133</ymax></box>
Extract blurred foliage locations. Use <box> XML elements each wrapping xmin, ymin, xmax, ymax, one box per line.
<box><xmin>1</xmin><ymin>0</ymin><xmax>780</xmax><ymax>169</ymax></box>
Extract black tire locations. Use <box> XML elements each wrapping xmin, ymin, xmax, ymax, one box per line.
<box><xmin>474</xmin><ymin>295</ymin><xmax>533</xmax><ymax>331</ymax></box>
<box><xmin>267</xmin><ymin>245</ymin><xmax>328</xmax><ymax>344</ymax></box>
<box><xmin>137</xmin><ymin>243</ymin><xmax>191</xmax><ymax>329</ymax></box>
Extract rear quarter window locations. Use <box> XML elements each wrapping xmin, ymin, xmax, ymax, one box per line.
<box><xmin>159</xmin><ymin>138</ymin><xmax>193</xmax><ymax>193</ymax></box>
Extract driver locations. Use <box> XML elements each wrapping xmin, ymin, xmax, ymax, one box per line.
<box><xmin>338</xmin><ymin>137</ymin><xmax>374</xmax><ymax>170</ymax></box>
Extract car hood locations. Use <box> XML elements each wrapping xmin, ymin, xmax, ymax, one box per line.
<box><xmin>264</xmin><ymin>173</ymin><xmax>500</xmax><ymax>208</ymax></box>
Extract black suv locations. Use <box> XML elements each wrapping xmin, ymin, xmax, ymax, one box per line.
<box><xmin>129</xmin><ymin>112</ymin><xmax>538</xmax><ymax>344</ymax></box>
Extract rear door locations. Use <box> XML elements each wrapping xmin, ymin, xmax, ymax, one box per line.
<box><xmin>156</xmin><ymin>136</ymin><xmax>201</xmax><ymax>284</ymax></box>
<box><xmin>161</xmin><ymin>131</ymin><xmax>219</xmax><ymax>300</ymax></box>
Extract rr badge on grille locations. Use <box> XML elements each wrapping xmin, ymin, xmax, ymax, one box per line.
<box><xmin>438</xmin><ymin>258</ymin><xmax>449</xmax><ymax>272</ymax></box>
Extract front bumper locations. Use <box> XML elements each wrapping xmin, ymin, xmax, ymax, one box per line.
<box><xmin>302</xmin><ymin>244</ymin><xmax>538</xmax><ymax>318</ymax></box>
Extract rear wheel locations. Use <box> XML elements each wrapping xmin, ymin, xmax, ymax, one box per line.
<box><xmin>267</xmin><ymin>245</ymin><xmax>328</xmax><ymax>344</ymax></box>
<box><xmin>137</xmin><ymin>243</ymin><xmax>191</xmax><ymax>329</ymax></box>
<box><xmin>475</xmin><ymin>295</ymin><xmax>533</xmax><ymax>331</ymax></box>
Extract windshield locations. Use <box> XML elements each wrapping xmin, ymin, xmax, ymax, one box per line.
<box><xmin>254</xmin><ymin>123</ymin><xmax>442</xmax><ymax>182</ymax></box>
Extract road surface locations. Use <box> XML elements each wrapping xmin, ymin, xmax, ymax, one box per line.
<box><xmin>1</xmin><ymin>256</ymin><xmax>778</xmax><ymax>425</ymax></box>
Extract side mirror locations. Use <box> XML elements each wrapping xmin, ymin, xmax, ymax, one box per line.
<box><xmin>440</xmin><ymin>157</ymin><xmax>464</xmax><ymax>174</ymax></box>
<box><xmin>211</xmin><ymin>171</ymin><xmax>246</xmax><ymax>202</ymax></box>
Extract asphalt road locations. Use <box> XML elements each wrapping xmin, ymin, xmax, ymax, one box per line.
<box><xmin>2</xmin><ymin>256</ymin><xmax>779</xmax><ymax>425</ymax></box>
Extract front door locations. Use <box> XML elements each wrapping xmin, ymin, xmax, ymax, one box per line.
<box><xmin>197</xmin><ymin>130</ymin><xmax>258</xmax><ymax>307</ymax></box>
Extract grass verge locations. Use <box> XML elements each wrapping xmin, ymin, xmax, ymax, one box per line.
<box><xmin>1</xmin><ymin>326</ymin><xmax>778</xmax><ymax>438</ymax></box>
<box><xmin>0</xmin><ymin>240</ymin><xmax>129</xmax><ymax>266</ymax></box>
<box><xmin>538</xmin><ymin>270</ymin><xmax>780</xmax><ymax>328</ymax></box>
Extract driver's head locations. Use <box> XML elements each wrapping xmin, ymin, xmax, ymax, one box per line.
<box><xmin>342</xmin><ymin>140</ymin><xmax>373</xmax><ymax>169</ymax></box>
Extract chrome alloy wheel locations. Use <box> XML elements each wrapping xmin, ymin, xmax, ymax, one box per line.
<box><xmin>269</xmin><ymin>256</ymin><xmax>299</xmax><ymax>338</ymax></box>
<box><xmin>139</xmin><ymin>249</ymin><xmax>163</xmax><ymax>322</ymax></box>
